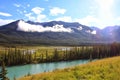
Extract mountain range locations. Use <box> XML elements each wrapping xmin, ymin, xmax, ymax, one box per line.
<box><xmin>0</xmin><ymin>20</ymin><xmax>120</xmax><ymax>46</ymax></box>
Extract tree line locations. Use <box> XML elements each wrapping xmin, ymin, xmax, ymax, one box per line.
<box><xmin>0</xmin><ymin>43</ymin><xmax>120</xmax><ymax>66</ymax></box>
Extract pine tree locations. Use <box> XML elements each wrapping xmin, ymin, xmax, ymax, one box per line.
<box><xmin>45</xmin><ymin>50</ymin><xmax>48</xmax><ymax>61</ymax></box>
<box><xmin>89</xmin><ymin>53</ymin><xmax>92</xmax><ymax>62</ymax></box>
<box><xmin>0</xmin><ymin>61</ymin><xmax>9</xmax><ymax>80</ymax></box>
<box><xmin>53</xmin><ymin>49</ymin><xmax>59</xmax><ymax>61</ymax></box>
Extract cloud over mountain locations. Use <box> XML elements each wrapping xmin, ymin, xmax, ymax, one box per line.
<box><xmin>17</xmin><ymin>20</ymin><xmax>72</xmax><ymax>33</ymax></box>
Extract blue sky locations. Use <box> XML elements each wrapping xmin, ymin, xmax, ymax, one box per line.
<box><xmin>0</xmin><ymin>0</ymin><xmax>120</xmax><ymax>28</ymax></box>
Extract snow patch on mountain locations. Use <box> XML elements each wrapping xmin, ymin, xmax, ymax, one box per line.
<box><xmin>77</xmin><ymin>26</ymin><xmax>83</xmax><ymax>30</ymax></box>
<box><xmin>86</xmin><ymin>30</ymin><xmax>96</xmax><ymax>34</ymax></box>
<box><xmin>17</xmin><ymin>20</ymin><xmax>73</xmax><ymax>33</ymax></box>
<box><xmin>91</xmin><ymin>30</ymin><xmax>96</xmax><ymax>34</ymax></box>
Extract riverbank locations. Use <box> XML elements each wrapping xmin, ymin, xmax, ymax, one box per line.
<box><xmin>6</xmin><ymin>59</ymin><xmax>90</xmax><ymax>80</ymax></box>
<box><xmin>19</xmin><ymin>56</ymin><xmax>120</xmax><ymax>80</ymax></box>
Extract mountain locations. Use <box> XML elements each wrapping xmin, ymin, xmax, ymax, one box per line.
<box><xmin>92</xmin><ymin>26</ymin><xmax>120</xmax><ymax>43</ymax></box>
<box><xmin>0</xmin><ymin>20</ymin><xmax>98</xmax><ymax>46</ymax></box>
<box><xmin>1</xmin><ymin>20</ymin><xmax>120</xmax><ymax>46</ymax></box>
<box><xmin>101</xmin><ymin>26</ymin><xmax>120</xmax><ymax>42</ymax></box>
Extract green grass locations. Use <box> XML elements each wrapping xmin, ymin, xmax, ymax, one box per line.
<box><xmin>19</xmin><ymin>56</ymin><xmax>120</xmax><ymax>80</ymax></box>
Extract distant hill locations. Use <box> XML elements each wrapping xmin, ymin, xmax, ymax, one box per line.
<box><xmin>92</xmin><ymin>26</ymin><xmax>120</xmax><ymax>43</ymax></box>
<box><xmin>0</xmin><ymin>20</ymin><xmax>120</xmax><ymax>46</ymax></box>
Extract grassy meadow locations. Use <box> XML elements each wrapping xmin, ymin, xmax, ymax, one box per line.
<box><xmin>19</xmin><ymin>56</ymin><xmax>120</xmax><ymax>80</ymax></box>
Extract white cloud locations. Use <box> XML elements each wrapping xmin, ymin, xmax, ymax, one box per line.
<box><xmin>113</xmin><ymin>17</ymin><xmax>120</xmax><ymax>26</ymax></box>
<box><xmin>36</xmin><ymin>14</ymin><xmax>46</xmax><ymax>22</ymax></box>
<box><xmin>14</xmin><ymin>4</ymin><xmax>21</xmax><ymax>7</ymax></box>
<box><xmin>55</xmin><ymin>16</ymin><xmax>72</xmax><ymax>22</ymax></box>
<box><xmin>17</xmin><ymin>20</ymin><xmax>72</xmax><ymax>33</ymax></box>
<box><xmin>89</xmin><ymin>6</ymin><xmax>97</xmax><ymax>15</ymax></box>
<box><xmin>32</xmin><ymin>7</ymin><xmax>44</xmax><ymax>14</ymax></box>
<box><xmin>0</xmin><ymin>12</ymin><xmax>12</xmax><ymax>17</ymax></box>
<box><xmin>75</xmin><ymin>16</ymin><xmax>99</xmax><ymax>26</ymax></box>
<box><xmin>25</xmin><ymin>13</ymin><xmax>36</xmax><ymax>21</ymax></box>
<box><xmin>71</xmin><ymin>0</ymin><xmax>117</xmax><ymax>29</ymax></box>
<box><xmin>92</xmin><ymin>0</ymin><xmax>116</xmax><ymax>28</ymax></box>
<box><xmin>50</xmin><ymin>7</ymin><xmax>66</xmax><ymax>16</ymax></box>
<box><xmin>117</xmin><ymin>17</ymin><xmax>120</xmax><ymax>21</ymax></box>
<box><xmin>0</xmin><ymin>19</ymin><xmax>15</xmax><ymax>26</ymax></box>
<box><xmin>73</xmin><ymin>0</ymin><xmax>116</xmax><ymax>29</ymax></box>
<box><xmin>25</xmin><ymin>7</ymin><xmax>47</xmax><ymax>22</ymax></box>
<box><xmin>95</xmin><ymin>0</ymin><xmax>114</xmax><ymax>19</ymax></box>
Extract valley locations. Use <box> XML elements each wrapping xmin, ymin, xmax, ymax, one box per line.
<box><xmin>0</xmin><ymin>20</ymin><xmax>120</xmax><ymax>80</ymax></box>
<box><xmin>1</xmin><ymin>0</ymin><xmax>120</xmax><ymax>80</ymax></box>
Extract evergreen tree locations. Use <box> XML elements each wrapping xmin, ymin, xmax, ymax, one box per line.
<box><xmin>89</xmin><ymin>53</ymin><xmax>92</xmax><ymax>62</ymax></box>
<box><xmin>0</xmin><ymin>61</ymin><xmax>9</xmax><ymax>80</ymax></box>
<box><xmin>45</xmin><ymin>50</ymin><xmax>48</xmax><ymax>61</ymax></box>
<box><xmin>53</xmin><ymin>49</ymin><xmax>59</xmax><ymax>61</ymax></box>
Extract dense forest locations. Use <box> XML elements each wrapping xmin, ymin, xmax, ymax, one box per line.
<box><xmin>0</xmin><ymin>43</ymin><xmax>120</xmax><ymax>66</ymax></box>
